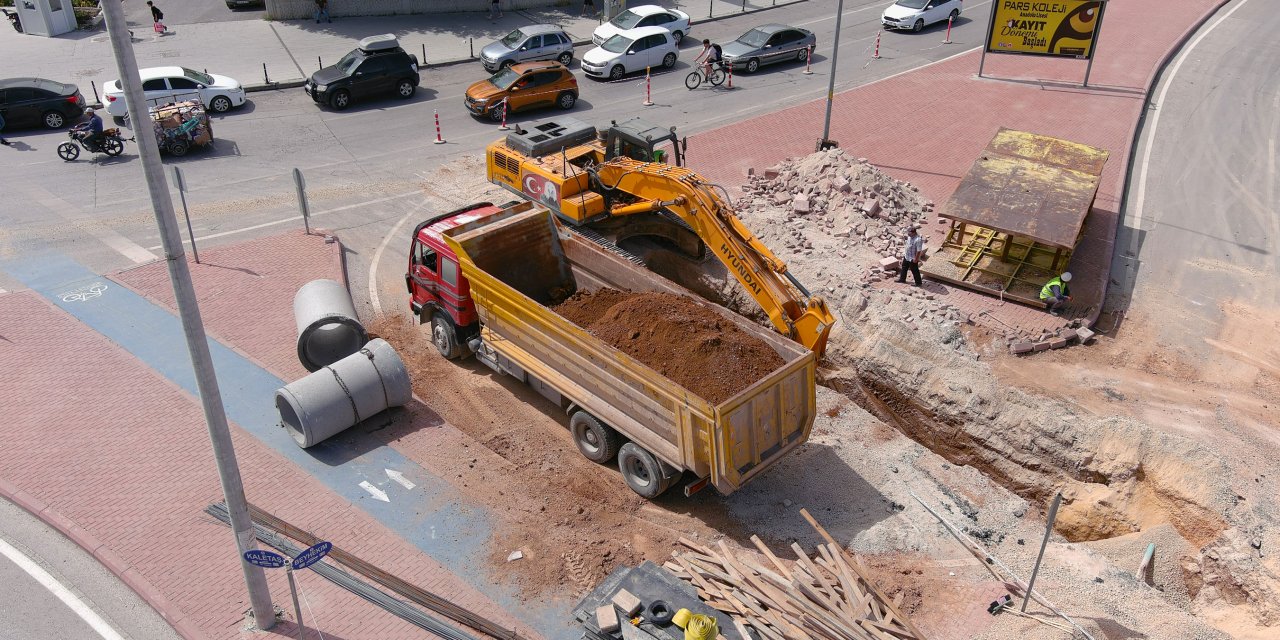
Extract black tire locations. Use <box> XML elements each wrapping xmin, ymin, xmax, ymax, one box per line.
<box><xmin>912</xmin><ymin>19</ymin><xmax>924</xmax><ymax>32</ymax></box>
<box><xmin>672</xmin><ymin>30</ymin><xmax>684</xmax><ymax>45</ymax></box>
<box><xmin>557</xmin><ymin>51</ymin><xmax>574</xmax><ymax>66</ymax></box>
<box><xmin>709</xmin><ymin>67</ymin><xmax>726</xmax><ymax>86</ymax></box>
<box><xmin>103</xmin><ymin>137</ymin><xmax>124</xmax><ymax>156</ymax></box>
<box><xmin>684</xmin><ymin>70</ymin><xmax>701</xmax><ymax>90</ymax></box>
<box><xmin>396</xmin><ymin>79</ymin><xmax>416</xmax><ymax>99</ymax></box>
<box><xmin>570</xmin><ymin>412</ymin><xmax>622</xmax><ymax>463</ymax></box>
<box><xmin>209</xmin><ymin>95</ymin><xmax>232</xmax><ymax>113</ymax></box>
<box><xmin>949</xmin><ymin>9</ymin><xmax>959</xmax><ymax>22</ymax></box>
<box><xmin>57</xmin><ymin>142</ymin><xmax>79</xmax><ymax>161</ymax></box>
<box><xmin>329</xmin><ymin>89</ymin><xmax>351</xmax><ymax>110</ymax></box>
<box><xmin>797</xmin><ymin>46</ymin><xmax>809</xmax><ymax>62</ymax></box>
<box><xmin>618</xmin><ymin>442</ymin><xmax>674</xmax><ymax>499</ymax></box>
<box><xmin>431</xmin><ymin>312</ymin><xmax>463</xmax><ymax>359</ymax></box>
<box><xmin>42</xmin><ymin>110</ymin><xmax>66</xmax><ymax>129</ymax></box>
<box><xmin>609</xmin><ymin>65</ymin><xmax>625</xmax><ymax>81</ymax></box>
<box><xmin>662</xmin><ymin>52</ymin><xmax>677</xmax><ymax>69</ymax></box>
<box><xmin>557</xmin><ymin>91</ymin><xmax>576</xmax><ymax>110</ymax></box>
<box><xmin>746</xmin><ymin>58</ymin><xmax>760</xmax><ymax>73</ymax></box>
<box><xmin>488</xmin><ymin>103</ymin><xmax>505</xmax><ymax>122</ymax></box>
<box><xmin>167</xmin><ymin>140</ymin><xmax>188</xmax><ymax>157</ymax></box>
<box><xmin>501</xmin><ymin>60</ymin><xmax>515</xmax><ymax>70</ymax></box>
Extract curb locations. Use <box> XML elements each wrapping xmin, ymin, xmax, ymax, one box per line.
<box><xmin>0</xmin><ymin>475</ymin><xmax>207</xmax><ymax>640</ymax></box>
<box><xmin>1091</xmin><ymin>0</ymin><xmax>1232</xmax><ymax>330</ymax></box>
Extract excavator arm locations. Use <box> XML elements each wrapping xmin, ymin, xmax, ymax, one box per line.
<box><xmin>591</xmin><ymin>158</ymin><xmax>835</xmax><ymax>357</ymax></box>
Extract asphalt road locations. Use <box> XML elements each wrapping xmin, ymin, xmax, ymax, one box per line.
<box><xmin>1116</xmin><ymin>0</ymin><xmax>1278</xmax><ymax>357</ymax></box>
<box><xmin>0</xmin><ymin>498</ymin><xmax>179</xmax><ymax>640</ymax></box>
<box><xmin>121</xmin><ymin>0</ymin><xmax>265</xmax><ymax>25</ymax></box>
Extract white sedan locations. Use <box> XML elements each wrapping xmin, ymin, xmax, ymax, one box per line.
<box><xmin>882</xmin><ymin>0</ymin><xmax>962</xmax><ymax>32</ymax></box>
<box><xmin>102</xmin><ymin>66</ymin><xmax>246</xmax><ymax>117</ymax></box>
<box><xmin>592</xmin><ymin>4</ymin><xmax>690</xmax><ymax>46</ymax></box>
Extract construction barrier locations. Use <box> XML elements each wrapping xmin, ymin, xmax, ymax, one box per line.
<box><xmin>276</xmin><ymin>339</ymin><xmax>412</xmax><ymax>448</ymax></box>
<box><xmin>294</xmin><ymin>279</ymin><xmax>368</xmax><ymax>372</ymax></box>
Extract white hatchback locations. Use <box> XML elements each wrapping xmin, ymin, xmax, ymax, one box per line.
<box><xmin>102</xmin><ymin>66</ymin><xmax>246</xmax><ymax>117</ymax></box>
<box><xmin>882</xmin><ymin>0</ymin><xmax>962</xmax><ymax>32</ymax></box>
<box><xmin>592</xmin><ymin>4</ymin><xmax>691</xmax><ymax>46</ymax></box>
<box><xmin>582</xmin><ymin>26</ymin><xmax>679</xmax><ymax>81</ymax></box>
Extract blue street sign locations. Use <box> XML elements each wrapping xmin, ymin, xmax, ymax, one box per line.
<box><xmin>243</xmin><ymin>549</ymin><xmax>286</xmax><ymax>568</ymax></box>
<box><xmin>291</xmin><ymin>541</ymin><xmax>333</xmax><ymax>570</ymax></box>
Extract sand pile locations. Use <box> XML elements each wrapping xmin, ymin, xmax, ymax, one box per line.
<box><xmin>554</xmin><ymin>288</ymin><xmax>785</xmax><ymax>404</ymax></box>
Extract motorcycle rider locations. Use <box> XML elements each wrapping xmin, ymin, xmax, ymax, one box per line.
<box><xmin>73</xmin><ymin>107</ymin><xmax>104</xmax><ymax>150</ymax></box>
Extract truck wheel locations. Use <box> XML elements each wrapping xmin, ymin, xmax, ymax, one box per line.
<box><xmin>618</xmin><ymin>442</ymin><xmax>675</xmax><ymax>499</ymax></box>
<box><xmin>570</xmin><ymin>412</ymin><xmax>622</xmax><ymax>464</ymax></box>
<box><xmin>431</xmin><ymin>313</ymin><xmax>464</xmax><ymax>360</ymax></box>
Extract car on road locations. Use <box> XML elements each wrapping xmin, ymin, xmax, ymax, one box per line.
<box><xmin>882</xmin><ymin>0</ymin><xmax>962</xmax><ymax>32</ymax></box>
<box><xmin>481</xmin><ymin>25</ymin><xmax>575</xmax><ymax>72</ymax></box>
<box><xmin>582</xmin><ymin>26</ymin><xmax>678</xmax><ymax>81</ymax></box>
<box><xmin>305</xmin><ymin>34</ymin><xmax>420</xmax><ymax>110</ymax></box>
<box><xmin>224</xmin><ymin>0</ymin><xmax>262</xmax><ymax>8</ymax></box>
<box><xmin>465</xmin><ymin>61</ymin><xmax>578</xmax><ymax>122</ymax></box>
<box><xmin>0</xmin><ymin>77</ymin><xmax>85</xmax><ymax>129</ymax></box>
<box><xmin>102</xmin><ymin>67</ymin><xmax>245</xmax><ymax>117</ymax></box>
<box><xmin>722</xmin><ymin>24</ymin><xmax>817</xmax><ymax>73</ymax></box>
<box><xmin>592</xmin><ymin>4</ymin><xmax>690</xmax><ymax>46</ymax></box>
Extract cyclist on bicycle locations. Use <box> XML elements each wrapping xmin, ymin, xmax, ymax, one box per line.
<box><xmin>696</xmin><ymin>39</ymin><xmax>723</xmax><ymax>77</ymax></box>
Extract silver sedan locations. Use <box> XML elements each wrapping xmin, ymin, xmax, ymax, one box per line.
<box><xmin>721</xmin><ymin>24</ymin><xmax>817</xmax><ymax>74</ymax></box>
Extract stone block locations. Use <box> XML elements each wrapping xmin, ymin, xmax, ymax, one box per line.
<box><xmin>611</xmin><ymin>589</ymin><xmax>642</xmax><ymax>616</ymax></box>
<box><xmin>1011</xmin><ymin>342</ymin><xmax>1034</xmax><ymax>354</ymax></box>
<box><xmin>792</xmin><ymin>194</ymin><xmax>811</xmax><ymax>214</ymax></box>
<box><xmin>596</xmin><ymin>605</ymin><xmax>620</xmax><ymax>633</ymax></box>
<box><xmin>1050</xmin><ymin>338</ymin><xmax>1069</xmax><ymax>349</ymax></box>
<box><xmin>1075</xmin><ymin>327</ymin><xmax>1096</xmax><ymax>343</ymax></box>
<box><xmin>1032</xmin><ymin>341</ymin><xmax>1052</xmax><ymax>352</ymax></box>
<box><xmin>764</xmin><ymin>169</ymin><xmax>780</xmax><ymax>180</ymax></box>
<box><xmin>862</xmin><ymin>199</ymin><xmax>881</xmax><ymax>217</ymax></box>
<box><xmin>879</xmin><ymin>256</ymin><xmax>900</xmax><ymax>271</ymax></box>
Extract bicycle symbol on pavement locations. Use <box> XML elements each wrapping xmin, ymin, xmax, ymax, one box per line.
<box><xmin>59</xmin><ymin>282</ymin><xmax>109</xmax><ymax>303</ymax></box>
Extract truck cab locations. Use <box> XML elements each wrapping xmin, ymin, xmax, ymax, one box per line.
<box><xmin>405</xmin><ymin>202</ymin><xmax>505</xmax><ymax>358</ymax></box>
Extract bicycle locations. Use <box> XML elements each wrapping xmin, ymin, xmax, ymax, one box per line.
<box><xmin>685</xmin><ymin>60</ymin><xmax>727</xmax><ymax>90</ymax></box>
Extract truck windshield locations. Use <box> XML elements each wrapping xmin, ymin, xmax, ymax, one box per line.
<box><xmin>489</xmin><ymin>68</ymin><xmax>520</xmax><ymax>89</ymax></box>
<box><xmin>500</xmin><ymin>29</ymin><xmax>526</xmax><ymax>48</ymax></box>
<box><xmin>736</xmin><ymin>28</ymin><xmax>770</xmax><ymax>48</ymax></box>
<box><xmin>600</xmin><ymin>34</ymin><xmax>632</xmax><ymax>54</ymax></box>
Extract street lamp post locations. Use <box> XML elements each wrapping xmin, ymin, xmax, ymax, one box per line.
<box><xmin>818</xmin><ymin>0</ymin><xmax>846</xmax><ymax>150</ymax></box>
<box><xmin>98</xmin><ymin>1</ymin><xmax>275</xmax><ymax>630</ymax></box>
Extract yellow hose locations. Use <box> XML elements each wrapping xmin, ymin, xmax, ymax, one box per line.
<box><xmin>683</xmin><ymin>614</ymin><xmax>718</xmax><ymax>640</ymax></box>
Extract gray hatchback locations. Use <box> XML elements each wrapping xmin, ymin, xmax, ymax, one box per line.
<box><xmin>481</xmin><ymin>25</ymin><xmax>575</xmax><ymax>72</ymax></box>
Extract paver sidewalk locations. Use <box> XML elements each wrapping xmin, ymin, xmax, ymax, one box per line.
<box><xmin>684</xmin><ymin>0</ymin><xmax>1229</xmax><ymax>338</ymax></box>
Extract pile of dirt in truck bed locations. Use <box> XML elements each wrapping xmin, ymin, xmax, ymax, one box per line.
<box><xmin>554</xmin><ymin>288</ymin><xmax>785</xmax><ymax>404</ymax></box>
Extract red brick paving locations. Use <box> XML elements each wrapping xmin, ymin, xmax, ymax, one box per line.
<box><xmin>686</xmin><ymin>0</ymin><xmax>1229</xmax><ymax>337</ymax></box>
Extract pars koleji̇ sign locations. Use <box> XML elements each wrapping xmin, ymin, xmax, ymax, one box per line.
<box><xmin>986</xmin><ymin>1</ymin><xmax>1105</xmax><ymax>58</ymax></box>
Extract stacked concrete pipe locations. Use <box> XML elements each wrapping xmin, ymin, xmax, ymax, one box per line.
<box><xmin>276</xmin><ymin>339</ymin><xmax>412</xmax><ymax>448</ymax></box>
<box><xmin>294</xmin><ymin>279</ymin><xmax>368</xmax><ymax>372</ymax></box>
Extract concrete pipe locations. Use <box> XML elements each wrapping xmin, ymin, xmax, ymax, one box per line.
<box><xmin>276</xmin><ymin>338</ymin><xmax>412</xmax><ymax>448</ymax></box>
<box><xmin>294</xmin><ymin>279</ymin><xmax>367</xmax><ymax>372</ymax></box>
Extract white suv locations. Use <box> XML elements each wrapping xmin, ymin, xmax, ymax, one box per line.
<box><xmin>582</xmin><ymin>26</ymin><xmax>679</xmax><ymax>81</ymax></box>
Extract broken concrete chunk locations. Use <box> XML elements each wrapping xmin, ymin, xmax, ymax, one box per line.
<box><xmin>1032</xmin><ymin>342</ymin><xmax>1052</xmax><ymax>352</ymax></box>
<box><xmin>862</xmin><ymin>199</ymin><xmax>881</xmax><ymax>217</ymax></box>
<box><xmin>596</xmin><ymin>605</ymin><xmax>620</xmax><ymax>633</ymax></box>
<box><xmin>611</xmin><ymin>589</ymin><xmax>642</xmax><ymax>617</ymax></box>
<box><xmin>764</xmin><ymin>169</ymin><xmax>780</xmax><ymax>180</ymax></box>
<box><xmin>1050</xmin><ymin>338</ymin><xmax>1069</xmax><ymax>349</ymax></box>
<box><xmin>792</xmin><ymin>194</ymin><xmax>811</xmax><ymax>214</ymax></box>
<box><xmin>879</xmin><ymin>256</ymin><xmax>900</xmax><ymax>271</ymax></box>
<box><xmin>1011</xmin><ymin>343</ymin><xmax>1034</xmax><ymax>354</ymax></box>
<box><xmin>1075</xmin><ymin>327</ymin><xmax>1096</xmax><ymax>343</ymax></box>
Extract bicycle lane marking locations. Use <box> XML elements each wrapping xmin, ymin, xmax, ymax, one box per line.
<box><xmin>0</xmin><ymin>252</ymin><xmax>576</xmax><ymax>640</ymax></box>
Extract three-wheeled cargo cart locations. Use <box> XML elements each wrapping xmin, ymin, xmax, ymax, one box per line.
<box><xmin>150</xmin><ymin>100</ymin><xmax>213</xmax><ymax>156</ymax></box>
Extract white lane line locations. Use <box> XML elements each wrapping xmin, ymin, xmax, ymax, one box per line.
<box><xmin>24</xmin><ymin>187</ymin><xmax>157</xmax><ymax>264</ymax></box>
<box><xmin>144</xmin><ymin>189</ymin><xmax>422</xmax><ymax>251</ymax></box>
<box><xmin>0</xmin><ymin>537</ymin><xmax>125</xmax><ymax>640</ymax></box>
<box><xmin>367</xmin><ymin>196</ymin><xmax>429</xmax><ymax>318</ymax></box>
<box><xmin>1131</xmin><ymin>0</ymin><xmax>1255</xmax><ymax>235</ymax></box>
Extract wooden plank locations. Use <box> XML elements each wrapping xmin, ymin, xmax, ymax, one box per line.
<box><xmin>680</xmin><ymin>536</ymin><xmax>718</xmax><ymax>557</ymax></box>
<box><xmin>751</xmin><ymin>534</ymin><xmax>795</xmax><ymax>580</ymax></box>
<box><xmin>861</xmin><ymin>618</ymin><xmax>919</xmax><ymax>640</ymax></box>
<box><xmin>790</xmin><ymin>542</ymin><xmax>852</xmax><ymax>618</ymax></box>
<box><xmin>819</xmin><ymin>544</ymin><xmax>864</xmax><ymax>618</ymax></box>
<box><xmin>792</xmin><ymin>579</ymin><xmax>877</xmax><ymax>640</ymax></box>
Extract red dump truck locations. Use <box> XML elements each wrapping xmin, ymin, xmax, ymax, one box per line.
<box><xmin>405</xmin><ymin>201</ymin><xmax>816</xmax><ymax>498</ymax></box>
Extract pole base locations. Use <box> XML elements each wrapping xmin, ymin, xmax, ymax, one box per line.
<box><xmin>802</xmin><ymin>69</ymin><xmax>814</xmax><ymax>75</ymax></box>
<box><xmin>943</xmin><ymin>38</ymin><xmax>953</xmax><ymax>44</ymax></box>
<box><xmin>816</xmin><ymin>139</ymin><xmax>839</xmax><ymax>151</ymax></box>
<box><xmin>642</xmin><ymin>100</ymin><xmax>654</xmax><ymax>106</ymax></box>
<box><xmin>433</xmin><ymin>139</ymin><xmax>446</xmax><ymax>145</ymax></box>
<box><xmin>498</xmin><ymin>124</ymin><xmax>510</xmax><ymax>130</ymax></box>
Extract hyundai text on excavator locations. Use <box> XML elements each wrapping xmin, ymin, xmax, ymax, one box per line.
<box><xmin>485</xmin><ymin>117</ymin><xmax>835</xmax><ymax>357</ymax></box>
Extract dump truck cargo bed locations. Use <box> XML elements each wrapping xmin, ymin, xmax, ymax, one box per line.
<box><xmin>443</xmin><ymin>207</ymin><xmax>815</xmax><ymax>495</ymax></box>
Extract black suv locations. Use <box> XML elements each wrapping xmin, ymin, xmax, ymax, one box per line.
<box><xmin>305</xmin><ymin>34</ymin><xmax>420</xmax><ymax>110</ymax></box>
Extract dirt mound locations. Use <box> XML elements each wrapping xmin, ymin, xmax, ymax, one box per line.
<box><xmin>555</xmin><ymin>288</ymin><xmax>785</xmax><ymax>404</ymax></box>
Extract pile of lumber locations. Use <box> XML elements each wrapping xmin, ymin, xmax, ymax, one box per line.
<box><xmin>664</xmin><ymin>509</ymin><xmax>924</xmax><ymax>640</ymax></box>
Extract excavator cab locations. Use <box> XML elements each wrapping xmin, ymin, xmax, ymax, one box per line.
<box><xmin>602</xmin><ymin>117</ymin><xmax>685</xmax><ymax>167</ymax></box>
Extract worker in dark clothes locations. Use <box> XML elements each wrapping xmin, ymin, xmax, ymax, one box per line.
<box><xmin>1040</xmin><ymin>272</ymin><xmax>1072</xmax><ymax>315</ymax></box>
<box><xmin>896</xmin><ymin>225</ymin><xmax>926</xmax><ymax>287</ymax></box>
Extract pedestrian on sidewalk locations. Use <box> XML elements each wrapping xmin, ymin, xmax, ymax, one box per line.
<box><xmin>0</xmin><ymin>110</ymin><xmax>11</xmax><ymax>146</ymax></box>
<box><xmin>1039</xmin><ymin>272</ymin><xmax>1072</xmax><ymax>316</ymax></box>
<box><xmin>489</xmin><ymin>0</ymin><xmax>503</xmax><ymax>20</ymax></box>
<box><xmin>896</xmin><ymin>225</ymin><xmax>926</xmax><ymax>287</ymax></box>
<box><xmin>314</xmin><ymin>0</ymin><xmax>331</xmax><ymax>23</ymax></box>
<box><xmin>581</xmin><ymin>0</ymin><xmax>597</xmax><ymax>17</ymax></box>
<box><xmin>146</xmin><ymin>1</ymin><xmax>166</xmax><ymax>33</ymax></box>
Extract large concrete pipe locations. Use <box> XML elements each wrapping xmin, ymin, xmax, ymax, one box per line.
<box><xmin>276</xmin><ymin>338</ymin><xmax>412</xmax><ymax>448</ymax></box>
<box><xmin>294</xmin><ymin>279</ymin><xmax>368</xmax><ymax>372</ymax></box>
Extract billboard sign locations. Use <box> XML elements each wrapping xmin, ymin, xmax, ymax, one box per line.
<box><xmin>986</xmin><ymin>1</ymin><xmax>1105</xmax><ymax>59</ymax></box>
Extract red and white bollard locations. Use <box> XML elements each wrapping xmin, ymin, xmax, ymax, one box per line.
<box><xmin>433</xmin><ymin>109</ymin><xmax>445</xmax><ymax>144</ymax></box>
<box><xmin>873</xmin><ymin>31</ymin><xmax>882</xmax><ymax>59</ymax></box>
<box><xmin>498</xmin><ymin>98</ymin><xmax>510</xmax><ymax>130</ymax></box>
<box><xmin>643</xmin><ymin>67</ymin><xmax>654</xmax><ymax>106</ymax></box>
<box><xmin>943</xmin><ymin>16</ymin><xmax>954</xmax><ymax>44</ymax></box>
<box><xmin>726</xmin><ymin>62</ymin><xmax>734</xmax><ymax>89</ymax></box>
<box><xmin>802</xmin><ymin>46</ymin><xmax>813</xmax><ymax>75</ymax></box>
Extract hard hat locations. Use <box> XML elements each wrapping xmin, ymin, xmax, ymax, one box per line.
<box><xmin>84</xmin><ymin>107</ymin><xmax>94</xmax><ymax>115</ymax></box>
<box><xmin>1061</xmin><ymin>272</ymin><xmax>1073</xmax><ymax>282</ymax></box>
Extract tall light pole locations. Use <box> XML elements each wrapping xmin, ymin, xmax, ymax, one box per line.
<box><xmin>819</xmin><ymin>0</ymin><xmax>846</xmax><ymax>150</ymax></box>
<box><xmin>99</xmin><ymin>2</ymin><xmax>275</xmax><ymax>629</ymax></box>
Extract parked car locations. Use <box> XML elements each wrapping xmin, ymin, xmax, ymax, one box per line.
<box><xmin>882</xmin><ymin>0</ymin><xmax>962</xmax><ymax>32</ymax></box>
<box><xmin>481</xmin><ymin>25</ymin><xmax>575</xmax><ymax>72</ymax></box>
<box><xmin>582</xmin><ymin>26</ymin><xmax>678</xmax><ymax>81</ymax></box>
<box><xmin>722</xmin><ymin>24</ymin><xmax>816</xmax><ymax>73</ymax></box>
<box><xmin>465</xmin><ymin>61</ymin><xmax>578</xmax><ymax>122</ymax></box>
<box><xmin>102</xmin><ymin>67</ymin><xmax>245</xmax><ymax>117</ymax></box>
<box><xmin>592</xmin><ymin>4</ymin><xmax>690</xmax><ymax>46</ymax></box>
<box><xmin>305</xmin><ymin>34</ymin><xmax>420</xmax><ymax>110</ymax></box>
<box><xmin>224</xmin><ymin>0</ymin><xmax>262</xmax><ymax>8</ymax></box>
<box><xmin>0</xmin><ymin>77</ymin><xmax>85</xmax><ymax>129</ymax></box>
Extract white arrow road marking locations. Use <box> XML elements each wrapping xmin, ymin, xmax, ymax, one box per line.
<box><xmin>358</xmin><ymin>481</ymin><xmax>390</xmax><ymax>502</ymax></box>
<box><xmin>385</xmin><ymin>469</ymin><xmax>416</xmax><ymax>490</ymax></box>
<box><xmin>0</xmin><ymin>537</ymin><xmax>125</xmax><ymax>640</ymax></box>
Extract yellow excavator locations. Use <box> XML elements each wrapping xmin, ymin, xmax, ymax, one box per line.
<box><xmin>486</xmin><ymin>117</ymin><xmax>835</xmax><ymax>357</ymax></box>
